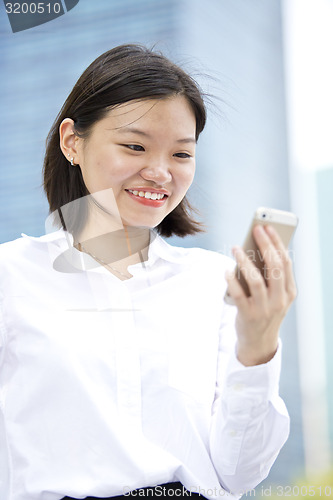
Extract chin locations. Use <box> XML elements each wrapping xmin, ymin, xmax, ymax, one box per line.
<box><xmin>120</xmin><ymin>217</ymin><xmax>164</xmax><ymax>229</ymax></box>
<box><xmin>119</xmin><ymin>207</ymin><xmax>170</xmax><ymax>229</ymax></box>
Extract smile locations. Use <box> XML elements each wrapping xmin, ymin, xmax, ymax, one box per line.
<box><xmin>125</xmin><ymin>189</ymin><xmax>168</xmax><ymax>207</ymax></box>
<box><xmin>127</xmin><ymin>189</ymin><xmax>166</xmax><ymax>200</ymax></box>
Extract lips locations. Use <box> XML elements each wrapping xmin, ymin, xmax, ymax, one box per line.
<box><xmin>125</xmin><ymin>188</ymin><xmax>169</xmax><ymax>207</ymax></box>
<box><xmin>127</xmin><ymin>189</ymin><xmax>166</xmax><ymax>200</ymax></box>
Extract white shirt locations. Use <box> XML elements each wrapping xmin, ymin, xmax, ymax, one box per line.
<box><xmin>0</xmin><ymin>229</ymin><xmax>289</xmax><ymax>500</ymax></box>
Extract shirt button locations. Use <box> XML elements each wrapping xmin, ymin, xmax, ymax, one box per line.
<box><xmin>232</xmin><ymin>383</ymin><xmax>246</xmax><ymax>392</ymax></box>
<box><xmin>229</xmin><ymin>430</ymin><xmax>239</xmax><ymax>437</ymax></box>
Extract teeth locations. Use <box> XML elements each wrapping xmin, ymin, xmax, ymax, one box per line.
<box><xmin>128</xmin><ymin>190</ymin><xmax>165</xmax><ymax>200</ymax></box>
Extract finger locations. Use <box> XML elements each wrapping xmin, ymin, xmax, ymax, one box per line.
<box><xmin>225</xmin><ymin>268</ymin><xmax>250</xmax><ymax>310</ymax></box>
<box><xmin>252</xmin><ymin>225</ymin><xmax>285</xmax><ymax>298</ymax></box>
<box><xmin>232</xmin><ymin>246</ymin><xmax>267</xmax><ymax>302</ymax></box>
<box><xmin>264</xmin><ymin>225</ymin><xmax>289</xmax><ymax>262</ymax></box>
<box><xmin>264</xmin><ymin>225</ymin><xmax>297</xmax><ymax>300</ymax></box>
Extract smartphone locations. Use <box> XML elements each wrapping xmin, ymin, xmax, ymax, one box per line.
<box><xmin>224</xmin><ymin>207</ymin><xmax>298</xmax><ymax>305</ymax></box>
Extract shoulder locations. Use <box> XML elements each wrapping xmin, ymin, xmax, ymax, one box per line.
<box><xmin>152</xmin><ymin>233</ymin><xmax>235</xmax><ymax>273</ymax></box>
<box><xmin>0</xmin><ymin>233</ymin><xmax>39</xmax><ymax>257</ymax></box>
<box><xmin>0</xmin><ymin>235</ymin><xmax>38</xmax><ymax>271</ymax></box>
<box><xmin>0</xmin><ymin>230</ymin><xmax>65</xmax><ymax>259</ymax></box>
<box><xmin>0</xmin><ymin>230</ymin><xmax>69</xmax><ymax>281</ymax></box>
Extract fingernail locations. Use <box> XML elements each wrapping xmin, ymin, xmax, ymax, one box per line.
<box><xmin>232</xmin><ymin>246</ymin><xmax>241</xmax><ymax>256</ymax></box>
<box><xmin>225</xmin><ymin>270</ymin><xmax>233</xmax><ymax>280</ymax></box>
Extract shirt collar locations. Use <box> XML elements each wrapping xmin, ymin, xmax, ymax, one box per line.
<box><xmin>146</xmin><ymin>230</ymin><xmax>186</xmax><ymax>266</ymax></box>
<box><xmin>21</xmin><ymin>228</ymin><xmax>185</xmax><ymax>271</ymax></box>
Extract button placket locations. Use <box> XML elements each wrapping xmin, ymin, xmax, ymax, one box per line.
<box><xmin>113</xmin><ymin>291</ymin><xmax>142</xmax><ymax>431</ymax></box>
<box><xmin>86</xmin><ymin>273</ymin><xmax>142</xmax><ymax>431</ymax></box>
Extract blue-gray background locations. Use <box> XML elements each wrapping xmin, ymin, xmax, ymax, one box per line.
<box><xmin>1</xmin><ymin>0</ymin><xmax>332</xmax><ymax>493</ymax></box>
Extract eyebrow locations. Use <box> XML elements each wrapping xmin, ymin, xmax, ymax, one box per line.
<box><xmin>114</xmin><ymin>126</ymin><xmax>196</xmax><ymax>144</ymax></box>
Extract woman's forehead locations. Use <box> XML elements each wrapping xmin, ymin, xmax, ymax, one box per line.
<box><xmin>106</xmin><ymin>99</ymin><xmax>159</xmax><ymax>125</ymax></box>
<box><xmin>99</xmin><ymin>96</ymin><xmax>196</xmax><ymax>133</ymax></box>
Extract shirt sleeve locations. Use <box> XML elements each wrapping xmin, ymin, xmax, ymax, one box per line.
<box><xmin>209</xmin><ymin>303</ymin><xmax>290</xmax><ymax>496</ymax></box>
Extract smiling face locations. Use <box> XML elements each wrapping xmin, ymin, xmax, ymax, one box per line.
<box><xmin>73</xmin><ymin>95</ymin><xmax>197</xmax><ymax>229</ymax></box>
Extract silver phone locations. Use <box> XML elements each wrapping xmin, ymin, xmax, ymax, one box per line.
<box><xmin>224</xmin><ymin>207</ymin><xmax>298</xmax><ymax>305</ymax></box>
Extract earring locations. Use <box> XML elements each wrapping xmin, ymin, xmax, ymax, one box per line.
<box><xmin>67</xmin><ymin>153</ymin><xmax>75</xmax><ymax>166</ymax></box>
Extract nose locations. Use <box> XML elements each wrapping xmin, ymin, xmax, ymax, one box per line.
<box><xmin>139</xmin><ymin>159</ymin><xmax>172</xmax><ymax>185</ymax></box>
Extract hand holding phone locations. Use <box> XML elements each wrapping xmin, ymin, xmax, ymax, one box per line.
<box><xmin>224</xmin><ymin>207</ymin><xmax>298</xmax><ymax>305</ymax></box>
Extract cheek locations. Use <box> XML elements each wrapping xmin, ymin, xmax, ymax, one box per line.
<box><xmin>178</xmin><ymin>166</ymin><xmax>195</xmax><ymax>189</ymax></box>
<box><xmin>81</xmin><ymin>153</ymin><xmax>123</xmax><ymax>185</ymax></box>
<box><xmin>94</xmin><ymin>151</ymin><xmax>139</xmax><ymax>178</ymax></box>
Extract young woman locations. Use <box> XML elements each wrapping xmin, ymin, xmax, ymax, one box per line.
<box><xmin>0</xmin><ymin>44</ymin><xmax>296</xmax><ymax>500</ymax></box>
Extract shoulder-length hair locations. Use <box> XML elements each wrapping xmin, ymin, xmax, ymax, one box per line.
<box><xmin>43</xmin><ymin>44</ymin><xmax>207</xmax><ymax>237</ymax></box>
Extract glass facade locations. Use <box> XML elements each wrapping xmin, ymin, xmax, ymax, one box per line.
<box><xmin>317</xmin><ymin>166</ymin><xmax>333</xmax><ymax>450</ymax></box>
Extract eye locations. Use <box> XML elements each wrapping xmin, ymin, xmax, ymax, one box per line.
<box><xmin>174</xmin><ymin>152</ymin><xmax>192</xmax><ymax>159</ymax></box>
<box><xmin>123</xmin><ymin>144</ymin><xmax>145</xmax><ymax>152</ymax></box>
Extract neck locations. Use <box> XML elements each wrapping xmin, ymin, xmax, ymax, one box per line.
<box><xmin>70</xmin><ymin>191</ymin><xmax>151</xmax><ymax>272</ymax></box>
<box><xmin>74</xmin><ymin>224</ymin><xmax>151</xmax><ymax>269</ymax></box>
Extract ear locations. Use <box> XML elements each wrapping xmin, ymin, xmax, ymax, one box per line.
<box><xmin>59</xmin><ymin>118</ymin><xmax>81</xmax><ymax>165</ymax></box>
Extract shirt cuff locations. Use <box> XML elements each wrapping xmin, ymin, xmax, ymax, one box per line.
<box><xmin>222</xmin><ymin>339</ymin><xmax>283</xmax><ymax>412</ymax></box>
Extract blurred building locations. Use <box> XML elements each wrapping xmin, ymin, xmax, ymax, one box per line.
<box><xmin>283</xmin><ymin>0</ymin><xmax>333</xmax><ymax>479</ymax></box>
<box><xmin>317</xmin><ymin>166</ymin><xmax>333</xmax><ymax>450</ymax></box>
<box><xmin>0</xmin><ymin>0</ymin><xmax>311</xmax><ymax>486</ymax></box>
